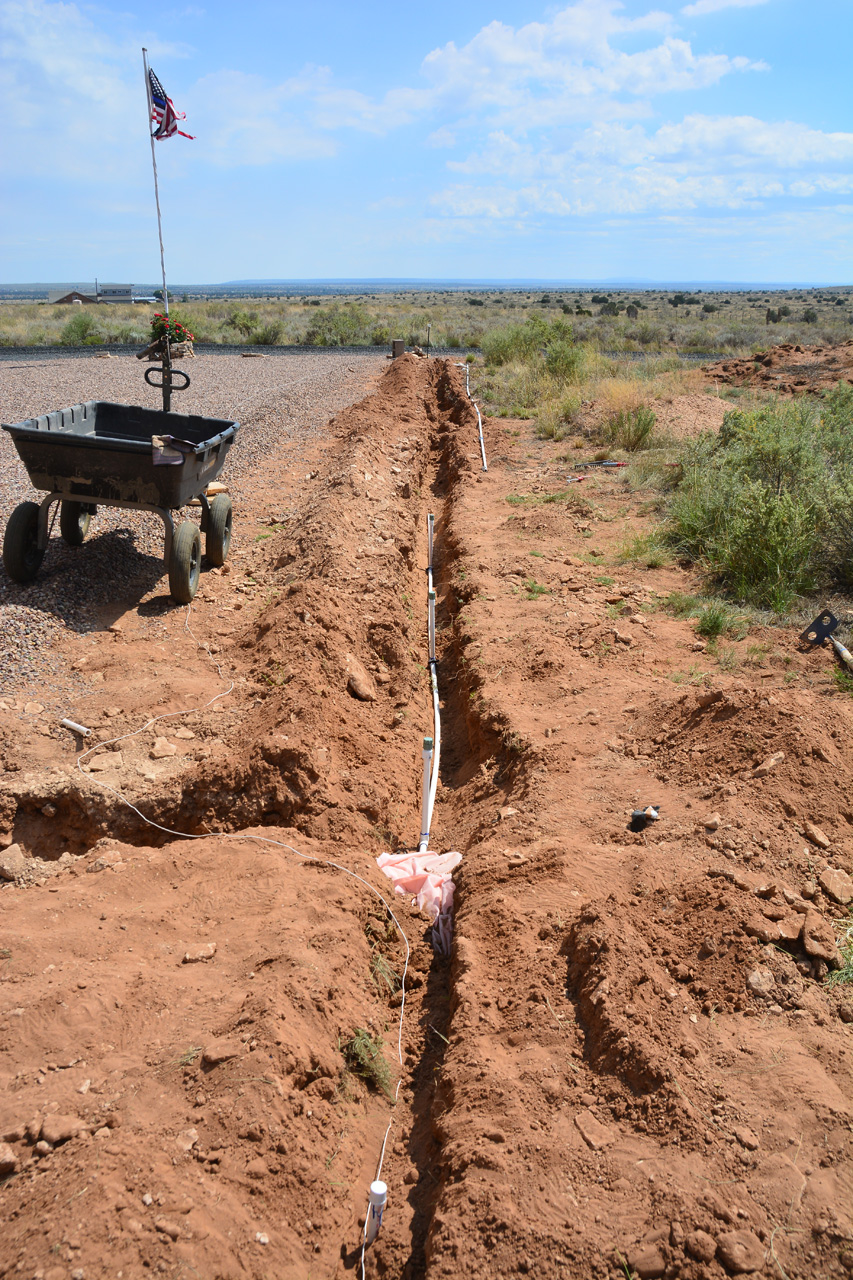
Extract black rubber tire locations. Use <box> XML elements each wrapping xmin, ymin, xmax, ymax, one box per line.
<box><xmin>59</xmin><ymin>500</ymin><xmax>91</xmax><ymax>547</ymax></box>
<box><xmin>168</xmin><ymin>521</ymin><xmax>201</xmax><ymax>603</ymax></box>
<box><xmin>206</xmin><ymin>494</ymin><xmax>232</xmax><ymax>566</ymax></box>
<box><xmin>3</xmin><ymin>501</ymin><xmax>45</xmax><ymax>583</ymax></box>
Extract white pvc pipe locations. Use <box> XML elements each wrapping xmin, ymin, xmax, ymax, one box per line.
<box><xmin>428</xmin><ymin>589</ymin><xmax>436</xmax><ymax>662</ymax></box>
<box><xmin>455</xmin><ymin>363</ymin><xmax>488</xmax><ymax>472</ymax></box>
<box><xmin>418</xmin><ymin>737</ymin><xmax>433</xmax><ymax>854</ymax></box>
<box><xmin>426</xmin><ymin>662</ymin><xmax>441</xmax><ymax>834</ymax></box>
<box><xmin>365</xmin><ymin>1181</ymin><xmax>387</xmax><ymax>1245</ymax></box>
<box><xmin>60</xmin><ymin>719</ymin><xmax>92</xmax><ymax>737</ymax></box>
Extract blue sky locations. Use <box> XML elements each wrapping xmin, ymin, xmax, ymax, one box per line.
<box><xmin>1</xmin><ymin>0</ymin><xmax>851</xmax><ymax>283</ymax></box>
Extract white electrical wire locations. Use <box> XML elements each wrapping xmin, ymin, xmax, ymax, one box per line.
<box><xmin>71</xmin><ymin>600</ymin><xmax>411</xmax><ymax>1271</ymax></box>
<box><xmin>454</xmin><ymin>362</ymin><xmax>488</xmax><ymax>472</ymax></box>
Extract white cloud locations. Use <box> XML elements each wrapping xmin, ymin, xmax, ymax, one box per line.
<box><xmin>682</xmin><ymin>0</ymin><xmax>770</xmax><ymax>16</ymax></box>
<box><xmin>435</xmin><ymin>114</ymin><xmax>853</xmax><ymax>218</ymax></box>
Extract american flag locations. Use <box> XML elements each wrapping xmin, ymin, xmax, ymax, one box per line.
<box><xmin>148</xmin><ymin>68</ymin><xmax>194</xmax><ymax>140</ymax></box>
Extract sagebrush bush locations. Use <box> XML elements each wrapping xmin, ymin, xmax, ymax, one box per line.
<box><xmin>666</xmin><ymin>386</ymin><xmax>853</xmax><ymax>608</ymax></box>
<box><xmin>606</xmin><ymin>405</ymin><xmax>657</xmax><ymax>451</ymax></box>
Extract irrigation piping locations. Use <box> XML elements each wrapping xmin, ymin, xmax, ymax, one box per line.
<box><xmin>70</xmin><ymin>600</ymin><xmax>411</xmax><ymax>1273</ymax></box>
<box><xmin>418</xmin><ymin>513</ymin><xmax>442</xmax><ymax>852</ymax></box>
<box><xmin>455</xmin><ymin>361</ymin><xmax>488</xmax><ymax>472</ymax></box>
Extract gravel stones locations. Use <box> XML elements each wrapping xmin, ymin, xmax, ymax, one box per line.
<box><xmin>0</xmin><ymin>1141</ymin><xmax>18</xmax><ymax>1175</ymax></box>
<box><xmin>0</xmin><ymin>351</ymin><xmax>383</xmax><ymax>700</ymax></box>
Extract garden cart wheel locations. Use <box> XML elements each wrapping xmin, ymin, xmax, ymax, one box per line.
<box><xmin>206</xmin><ymin>493</ymin><xmax>232</xmax><ymax>566</ymax></box>
<box><xmin>59</xmin><ymin>500</ymin><xmax>92</xmax><ymax>547</ymax></box>
<box><xmin>169</xmin><ymin>520</ymin><xmax>201</xmax><ymax>603</ymax></box>
<box><xmin>3</xmin><ymin>501</ymin><xmax>45</xmax><ymax>583</ymax></box>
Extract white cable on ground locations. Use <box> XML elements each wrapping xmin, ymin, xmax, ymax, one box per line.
<box><xmin>455</xmin><ymin>361</ymin><xmax>488</xmax><ymax>472</ymax></box>
<box><xmin>70</xmin><ymin>600</ymin><xmax>410</xmax><ymax>1276</ymax></box>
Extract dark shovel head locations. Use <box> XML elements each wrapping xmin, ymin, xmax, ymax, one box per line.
<box><xmin>799</xmin><ymin>611</ymin><xmax>839</xmax><ymax>646</ymax></box>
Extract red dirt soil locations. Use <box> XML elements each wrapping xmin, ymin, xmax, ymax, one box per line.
<box><xmin>706</xmin><ymin>340</ymin><xmax>853</xmax><ymax>396</ymax></box>
<box><xmin>1</xmin><ymin>356</ymin><xmax>852</xmax><ymax>1280</ymax></box>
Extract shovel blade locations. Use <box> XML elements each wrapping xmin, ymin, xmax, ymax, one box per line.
<box><xmin>799</xmin><ymin>611</ymin><xmax>838</xmax><ymax>646</ymax></box>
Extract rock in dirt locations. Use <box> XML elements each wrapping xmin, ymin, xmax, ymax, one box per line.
<box><xmin>802</xmin><ymin>910</ymin><xmax>841</xmax><ymax>968</ymax></box>
<box><xmin>733</xmin><ymin>1126</ymin><xmax>759</xmax><ymax>1150</ymax></box>
<box><xmin>202</xmin><ymin>1038</ymin><xmax>241</xmax><ymax>1066</ymax></box>
<box><xmin>182</xmin><ymin>943</ymin><xmax>216</xmax><ymax>964</ymax></box>
<box><xmin>150</xmin><ymin>737</ymin><xmax>177</xmax><ymax>759</ymax></box>
<box><xmin>574</xmin><ymin>1109</ymin><xmax>614</xmax><ymax>1151</ymax></box>
<box><xmin>0</xmin><ymin>1142</ymin><xmax>18</xmax><ymax>1176</ymax></box>
<box><xmin>803</xmin><ymin>820</ymin><xmax>831</xmax><ymax>850</ymax></box>
<box><xmin>753</xmin><ymin>751</ymin><xmax>784</xmax><ymax>778</ymax></box>
<box><xmin>686</xmin><ymin>1230</ymin><xmax>718</xmax><ymax>1262</ymax></box>
<box><xmin>746</xmin><ymin>967</ymin><xmax>775</xmax><ymax>998</ymax></box>
<box><xmin>0</xmin><ymin>843</ymin><xmax>27</xmax><ymax>882</ymax></box>
<box><xmin>88</xmin><ymin>751</ymin><xmax>123</xmax><ymax>772</ymax></box>
<box><xmin>819</xmin><ymin>866</ymin><xmax>853</xmax><ymax>905</ymax></box>
<box><xmin>627</xmin><ymin>1240</ymin><xmax>667</xmax><ymax>1279</ymax></box>
<box><xmin>175</xmin><ymin>1128</ymin><xmax>199</xmax><ymax>1153</ymax></box>
<box><xmin>40</xmin><ymin>1114</ymin><xmax>86</xmax><ymax>1145</ymax></box>
<box><xmin>346</xmin><ymin>655</ymin><xmax>377</xmax><ymax>701</ymax></box>
<box><xmin>704</xmin><ymin>813</ymin><xmax>722</xmax><ymax>831</ymax></box>
<box><xmin>716</xmin><ymin>1229</ymin><xmax>765</xmax><ymax>1274</ymax></box>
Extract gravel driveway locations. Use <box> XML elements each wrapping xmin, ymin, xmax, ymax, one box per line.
<box><xmin>0</xmin><ymin>350</ymin><xmax>384</xmax><ymax>696</ymax></box>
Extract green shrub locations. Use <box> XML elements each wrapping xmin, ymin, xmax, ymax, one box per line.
<box><xmin>481</xmin><ymin>318</ymin><xmax>547</xmax><ymax>366</ymax></box>
<box><xmin>606</xmin><ymin>405</ymin><xmax>657</xmax><ymax>451</ymax></box>
<box><xmin>664</xmin><ymin>394</ymin><xmax>853</xmax><ymax>608</ymax></box>
<box><xmin>544</xmin><ymin>339</ymin><xmax>584</xmax><ymax>384</ymax></box>
<box><xmin>254</xmin><ymin>321</ymin><xmax>284</xmax><ymax>345</ymax></box>
<box><xmin>59</xmin><ymin>311</ymin><xmax>100</xmax><ymax>345</ymax></box>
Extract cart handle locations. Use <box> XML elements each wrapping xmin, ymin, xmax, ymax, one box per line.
<box><xmin>145</xmin><ymin>367</ymin><xmax>191</xmax><ymax>391</ymax></box>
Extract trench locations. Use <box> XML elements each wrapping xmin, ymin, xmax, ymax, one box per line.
<box><xmin>0</xmin><ymin>358</ymin><xmax>528</xmax><ymax>1279</ymax></box>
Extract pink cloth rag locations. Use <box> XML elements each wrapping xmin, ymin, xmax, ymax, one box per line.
<box><xmin>376</xmin><ymin>850</ymin><xmax>461</xmax><ymax>954</ymax></box>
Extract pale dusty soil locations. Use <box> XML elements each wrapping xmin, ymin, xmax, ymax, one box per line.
<box><xmin>0</xmin><ymin>355</ymin><xmax>852</xmax><ymax>1280</ymax></box>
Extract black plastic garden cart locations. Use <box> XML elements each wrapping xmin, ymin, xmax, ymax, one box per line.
<box><xmin>2</xmin><ymin>400</ymin><xmax>239</xmax><ymax>603</ymax></box>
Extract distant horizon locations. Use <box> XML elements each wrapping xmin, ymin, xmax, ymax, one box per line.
<box><xmin>3</xmin><ymin>277</ymin><xmax>850</xmax><ymax>294</ymax></box>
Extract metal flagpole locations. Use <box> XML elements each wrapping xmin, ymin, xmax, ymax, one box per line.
<box><xmin>141</xmin><ymin>48</ymin><xmax>172</xmax><ymax>410</ymax></box>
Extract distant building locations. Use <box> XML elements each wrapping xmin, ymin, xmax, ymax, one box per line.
<box><xmin>47</xmin><ymin>283</ymin><xmax>133</xmax><ymax>304</ymax></box>
<box><xmin>98</xmin><ymin>283</ymin><xmax>132</xmax><ymax>303</ymax></box>
<box><xmin>48</xmin><ymin>288</ymin><xmax>98</xmax><ymax>305</ymax></box>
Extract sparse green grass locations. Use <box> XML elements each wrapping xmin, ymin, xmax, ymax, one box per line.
<box><xmin>505</xmin><ymin>489</ymin><xmax>593</xmax><ymax>513</ymax></box>
<box><xmin>524</xmin><ymin>579</ymin><xmax>550</xmax><ymax>599</ymax></box>
<box><xmin>341</xmin><ymin>1029</ymin><xmax>394</xmax><ymax>1098</ymax></box>
<box><xmin>370</xmin><ymin>954</ymin><xmax>401</xmax><ymax>996</ymax></box>
<box><xmin>618</xmin><ymin>531</ymin><xmax>671</xmax><ymax>568</ymax></box>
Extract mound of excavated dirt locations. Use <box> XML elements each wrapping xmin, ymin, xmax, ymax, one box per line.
<box><xmin>2</xmin><ymin>353</ymin><xmax>853</xmax><ymax>1280</ymax></box>
<box><xmin>707</xmin><ymin>340</ymin><xmax>853</xmax><ymax>396</ymax></box>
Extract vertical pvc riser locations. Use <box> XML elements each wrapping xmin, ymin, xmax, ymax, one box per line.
<box><xmin>366</xmin><ymin>1181</ymin><xmax>388</xmax><ymax>1245</ymax></box>
<box><xmin>419</xmin><ymin>737</ymin><xmax>433</xmax><ymax>853</ymax></box>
